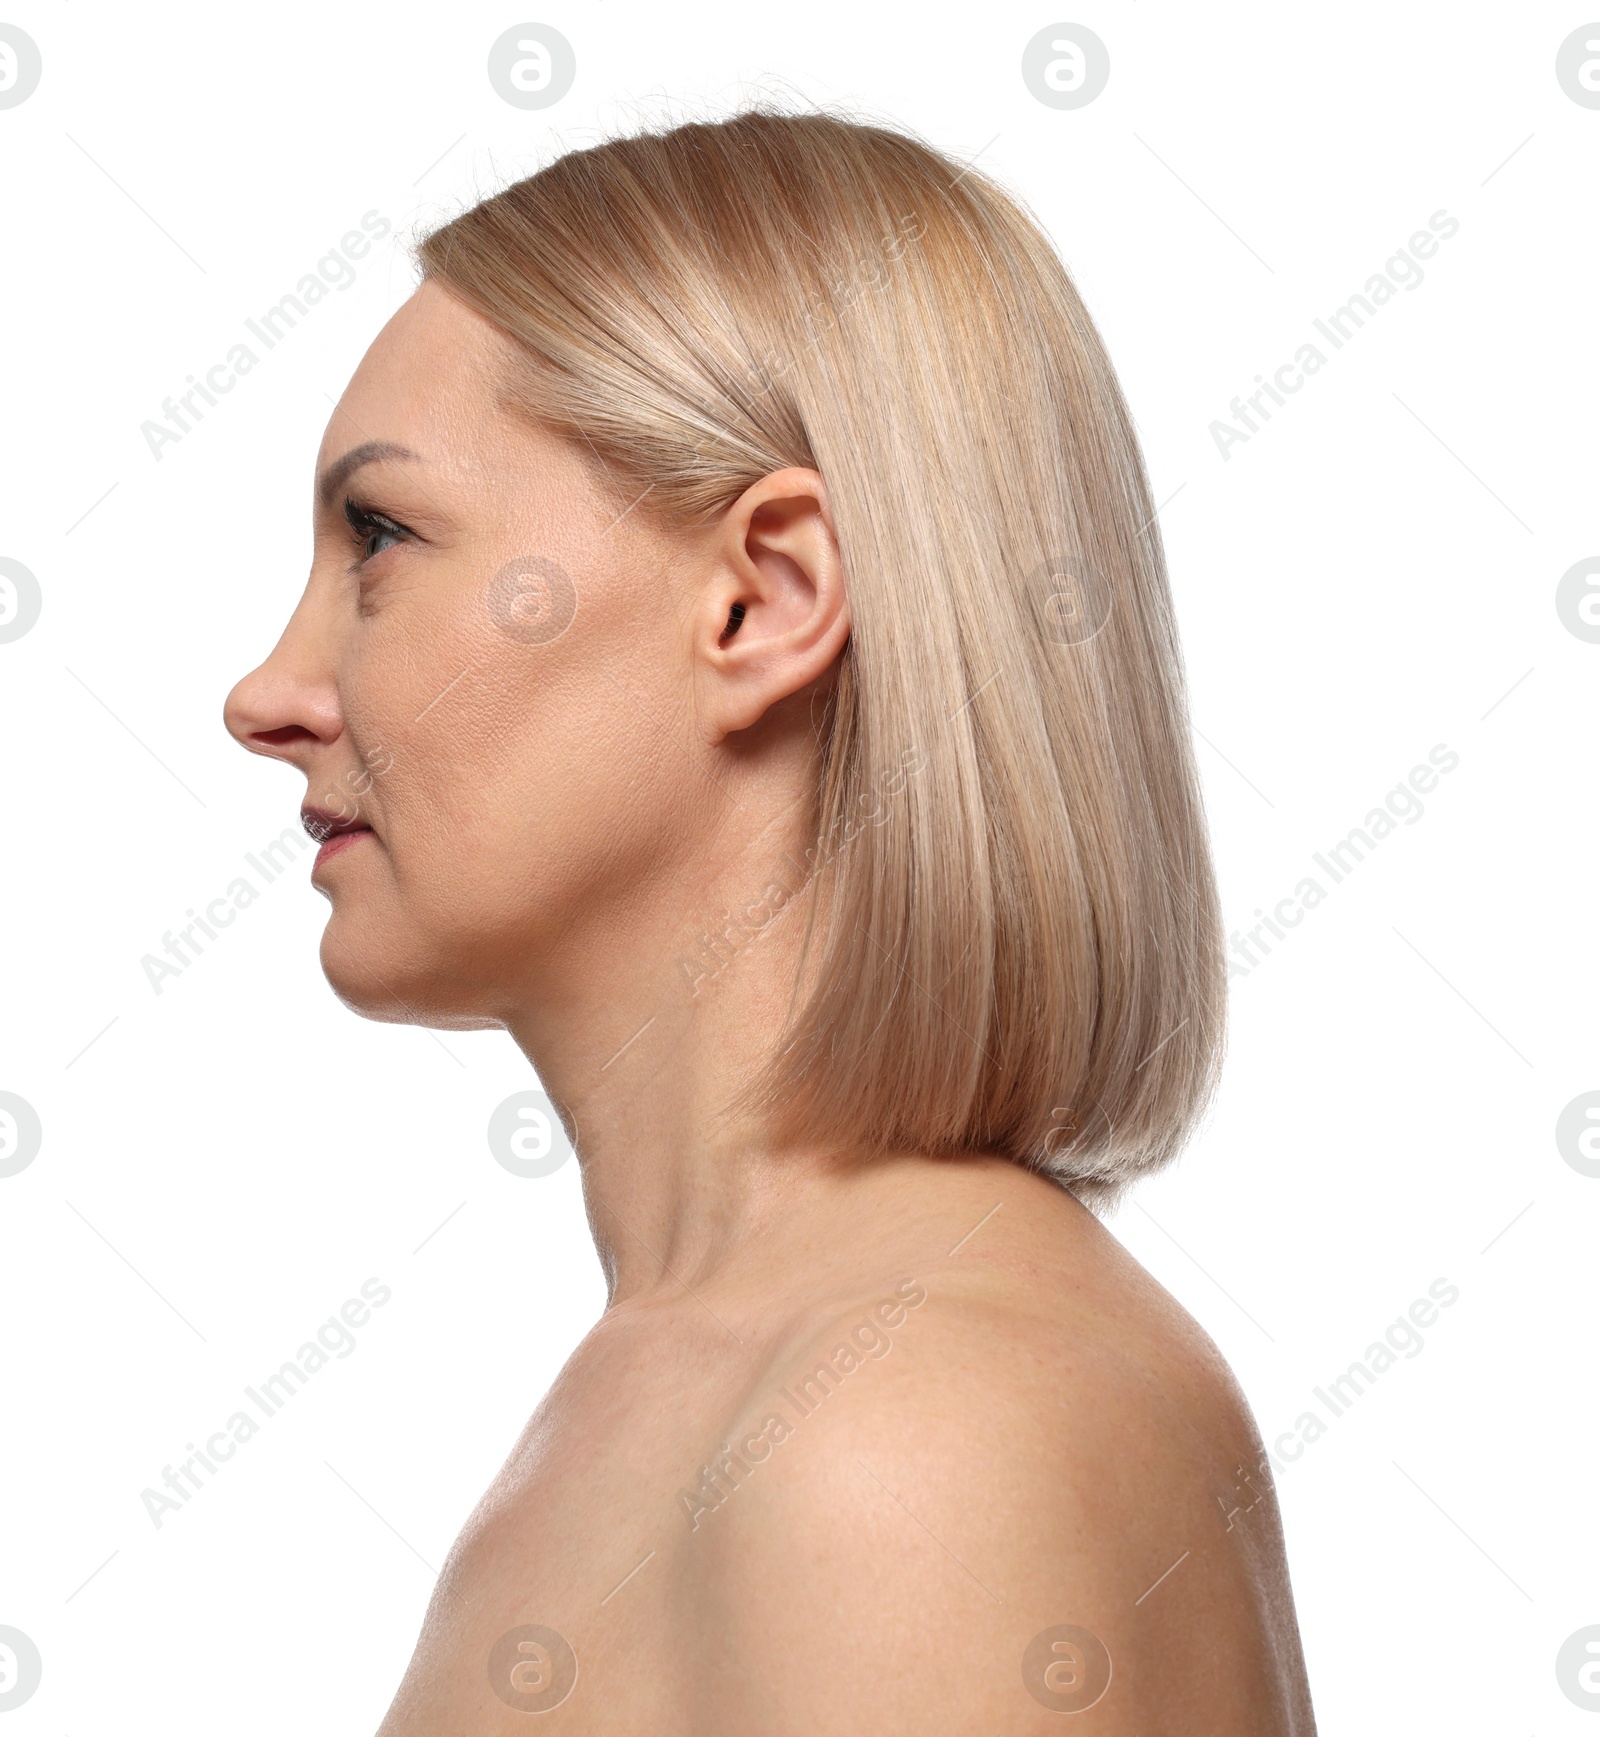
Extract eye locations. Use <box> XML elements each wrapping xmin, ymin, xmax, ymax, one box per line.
<box><xmin>342</xmin><ymin>496</ymin><xmax>412</xmax><ymax>565</ymax></box>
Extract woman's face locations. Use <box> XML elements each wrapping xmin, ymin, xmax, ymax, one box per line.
<box><xmin>224</xmin><ymin>280</ymin><xmax>716</xmax><ymax>1030</ymax></box>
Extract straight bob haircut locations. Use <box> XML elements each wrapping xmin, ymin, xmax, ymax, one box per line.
<box><xmin>416</xmin><ymin>107</ymin><xmax>1226</xmax><ymax>1215</ymax></box>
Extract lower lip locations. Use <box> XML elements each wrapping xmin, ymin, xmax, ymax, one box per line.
<box><xmin>314</xmin><ymin>828</ymin><xmax>374</xmax><ymax>868</ymax></box>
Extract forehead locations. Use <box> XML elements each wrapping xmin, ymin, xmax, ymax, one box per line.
<box><xmin>317</xmin><ymin>279</ymin><xmax>519</xmax><ymax>477</ymax></box>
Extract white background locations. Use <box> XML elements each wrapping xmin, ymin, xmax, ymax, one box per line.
<box><xmin>1</xmin><ymin>2</ymin><xmax>1594</xmax><ymax>1730</ymax></box>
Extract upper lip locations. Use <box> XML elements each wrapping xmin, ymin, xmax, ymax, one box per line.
<box><xmin>301</xmin><ymin>805</ymin><xmax>374</xmax><ymax>844</ymax></box>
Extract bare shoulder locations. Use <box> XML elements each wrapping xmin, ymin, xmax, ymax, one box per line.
<box><xmin>681</xmin><ymin>1162</ymin><xmax>1317</xmax><ymax>1735</ymax></box>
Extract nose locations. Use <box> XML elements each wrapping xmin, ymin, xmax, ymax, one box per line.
<box><xmin>223</xmin><ymin>607</ymin><xmax>345</xmax><ymax>772</ymax></box>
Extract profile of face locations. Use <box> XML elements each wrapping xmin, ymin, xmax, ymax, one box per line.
<box><xmin>223</xmin><ymin>281</ymin><xmax>848</xmax><ymax>1035</ymax></box>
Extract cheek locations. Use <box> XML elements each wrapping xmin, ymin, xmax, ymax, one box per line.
<box><xmin>377</xmin><ymin>621</ymin><xmax>697</xmax><ymax>936</ymax></box>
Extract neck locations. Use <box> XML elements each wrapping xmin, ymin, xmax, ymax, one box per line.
<box><xmin>505</xmin><ymin>795</ymin><xmax>844</xmax><ymax>1310</ymax></box>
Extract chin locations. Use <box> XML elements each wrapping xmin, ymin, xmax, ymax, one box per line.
<box><xmin>318</xmin><ymin>929</ymin><xmax>505</xmax><ymax>1031</ymax></box>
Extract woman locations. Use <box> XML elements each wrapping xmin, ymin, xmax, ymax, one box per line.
<box><xmin>225</xmin><ymin>109</ymin><xmax>1316</xmax><ymax>1735</ymax></box>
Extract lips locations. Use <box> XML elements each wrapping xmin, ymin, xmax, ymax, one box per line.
<box><xmin>301</xmin><ymin>804</ymin><xmax>374</xmax><ymax>846</ymax></box>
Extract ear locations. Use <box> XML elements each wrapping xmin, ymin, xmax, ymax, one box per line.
<box><xmin>692</xmin><ymin>466</ymin><xmax>851</xmax><ymax>739</ymax></box>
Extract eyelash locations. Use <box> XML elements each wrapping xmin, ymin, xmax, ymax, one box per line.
<box><xmin>342</xmin><ymin>496</ymin><xmax>413</xmax><ymax>566</ymax></box>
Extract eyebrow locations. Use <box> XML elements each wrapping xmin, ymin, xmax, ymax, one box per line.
<box><xmin>316</xmin><ymin>441</ymin><xmax>422</xmax><ymax>511</ymax></box>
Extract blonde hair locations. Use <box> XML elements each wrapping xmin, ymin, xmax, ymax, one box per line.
<box><xmin>417</xmin><ymin>108</ymin><xmax>1225</xmax><ymax>1214</ymax></box>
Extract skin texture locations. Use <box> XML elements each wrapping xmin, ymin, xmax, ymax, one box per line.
<box><xmin>224</xmin><ymin>280</ymin><xmax>1318</xmax><ymax>1735</ymax></box>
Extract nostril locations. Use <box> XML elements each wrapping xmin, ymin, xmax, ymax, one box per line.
<box><xmin>251</xmin><ymin>725</ymin><xmax>318</xmax><ymax>748</ymax></box>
